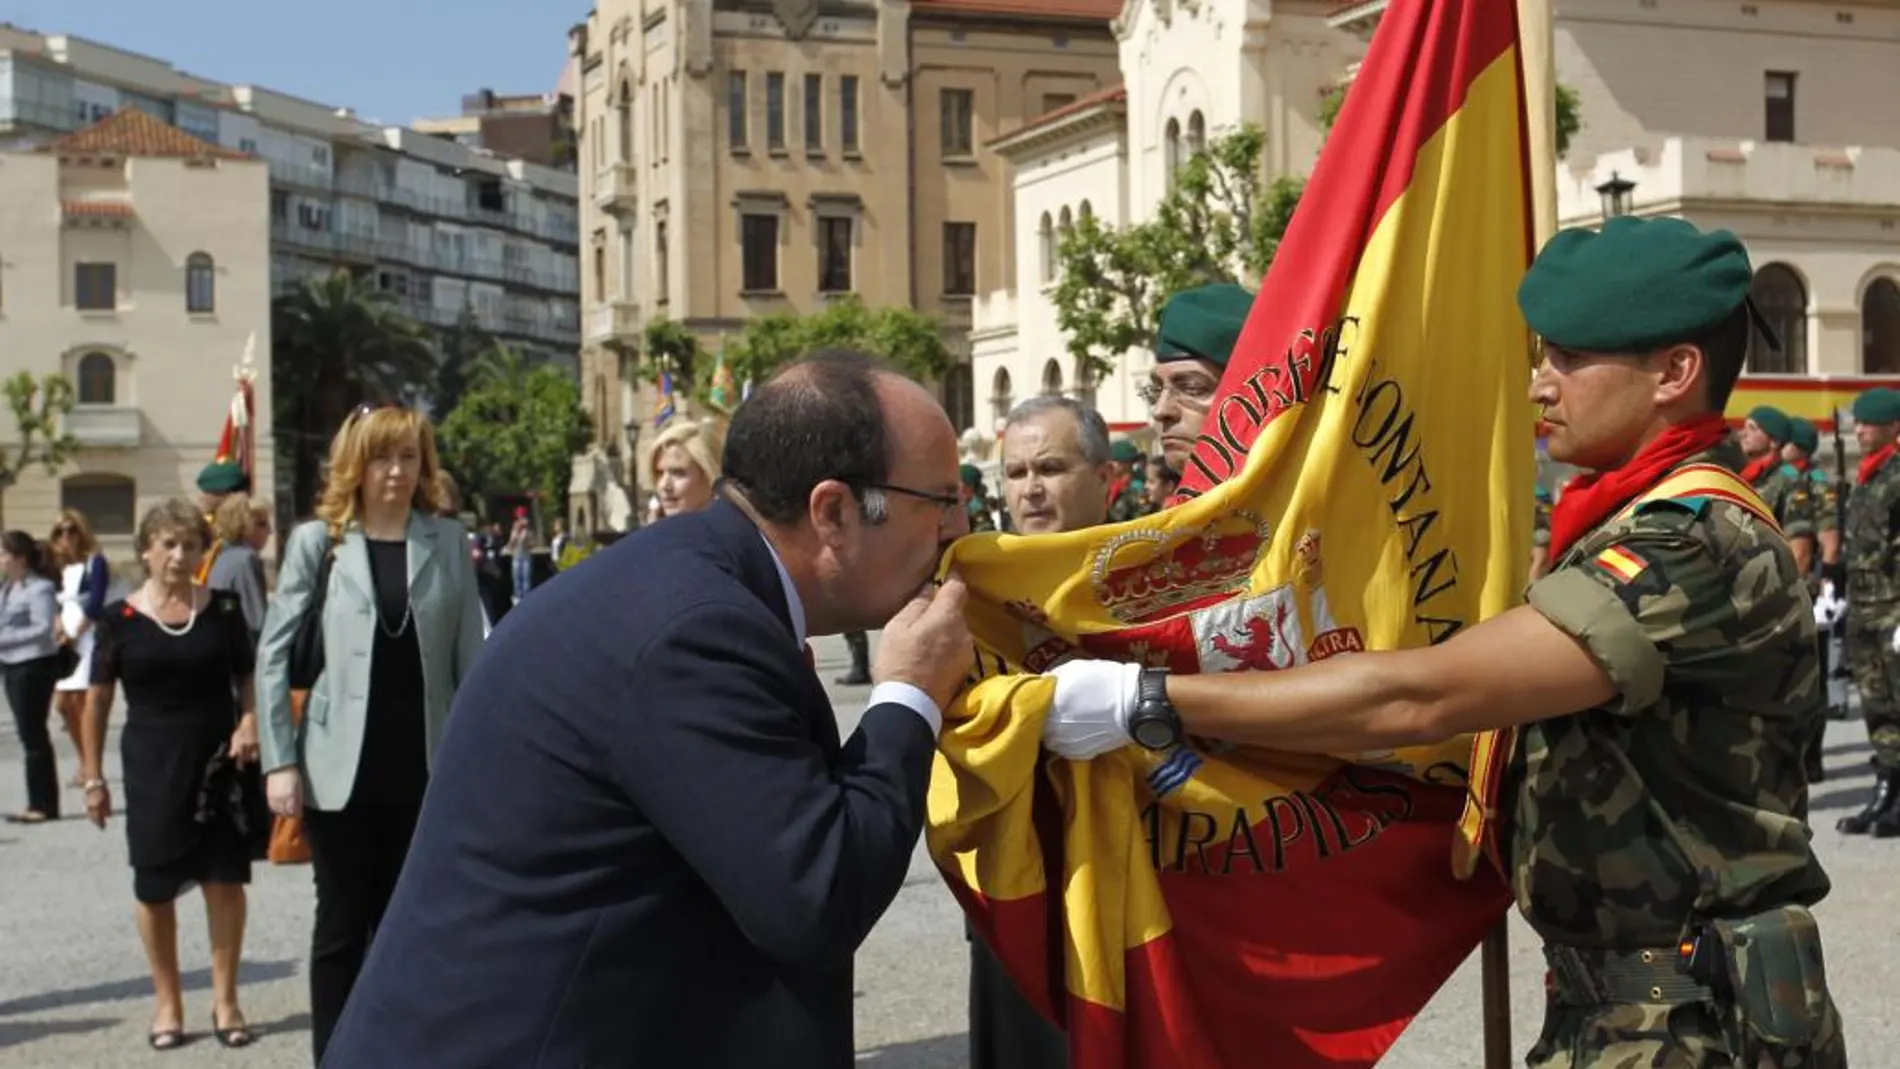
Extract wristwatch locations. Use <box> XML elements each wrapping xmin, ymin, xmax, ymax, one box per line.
<box><xmin>1127</xmin><ymin>666</ymin><xmax>1183</xmax><ymax>751</ymax></box>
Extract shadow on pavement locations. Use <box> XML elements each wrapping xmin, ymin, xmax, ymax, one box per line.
<box><xmin>855</xmin><ymin>1033</ymin><xmax>969</xmax><ymax>1068</ymax></box>
<box><xmin>255</xmin><ymin>1011</ymin><xmax>312</xmax><ymax>1038</ymax></box>
<box><xmin>1823</xmin><ymin>740</ymin><xmax>1871</xmax><ymax>760</ymax></box>
<box><xmin>0</xmin><ymin>958</ymin><xmax>299</xmax><ymax>1018</ymax></box>
<box><xmin>0</xmin><ymin>1016</ymin><xmax>115</xmax><ymax>1049</ymax></box>
<box><xmin>1810</xmin><ymin>784</ymin><xmax>1880</xmax><ymax>813</ymax></box>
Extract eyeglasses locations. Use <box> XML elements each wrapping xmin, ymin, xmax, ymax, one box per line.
<box><xmin>863</xmin><ymin>482</ymin><xmax>962</xmax><ymax>523</ymax></box>
<box><xmin>1136</xmin><ymin>373</ymin><xmax>1221</xmax><ymax>410</ymax></box>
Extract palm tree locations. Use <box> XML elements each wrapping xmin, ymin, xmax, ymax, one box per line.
<box><xmin>272</xmin><ymin>269</ymin><xmax>438</xmax><ymax>513</ymax></box>
<box><xmin>464</xmin><ymin>340</ymin><xmax>534</xmax><ymax>396</ymax></box>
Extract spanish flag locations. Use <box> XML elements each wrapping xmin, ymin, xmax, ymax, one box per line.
<box><xmin>928</xmin><ymin>0</ymin><xmax>1535</xmax><ymax>1064</ymax></box>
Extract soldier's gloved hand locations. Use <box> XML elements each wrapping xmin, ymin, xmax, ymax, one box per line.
<box><xmin>1890</xmin><ymin>624</ymin><xmax>1900</xmax><ymax>655</ymax></box>
<box><xmin>1813</xmin><ymin>582</ymin><xmax>1846</xmax><ymax>628</ymax></box>
<box><xmin>1042</xmin><ymin>659</ymin><xmax>1140</xmax><ymax>760</ymax></box>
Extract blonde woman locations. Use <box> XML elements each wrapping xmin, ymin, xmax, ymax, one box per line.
<box><xmin>206</xmin><ymin>495</ymin><xmax>270</xmax><ymax>644</ymax></box>
<box><xmin>49</xmin><ymin>509</ymin><xmax>110</xmax><ymax>781</ymax></box>
<box><xmin>80</xmin><ymin>500</ymin><xmax>260</xmax><ymax>1049</ymax></box>
<box><xmin>649</xmin><ymin>417</ymin><xmax>725</xmax><ymax>518</ymax></box>
<box><xmin>255</xmin><ymin>403</ymin><xmax>486</xmax><ymax>1062</ymax></box>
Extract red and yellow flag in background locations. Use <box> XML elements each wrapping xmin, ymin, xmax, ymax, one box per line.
<box><xmin>928</xmin><ymin>0</ymin><xmax>1538</xmax><ymax>1065</ymax></box>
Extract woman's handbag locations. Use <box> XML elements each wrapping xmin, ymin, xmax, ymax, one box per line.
<box><xmin>286</xmin><ymin>537</ymin><xmax>335</xmax><ymax>691</ymax></box>
<box><xmin>267</xmin><ymin>689</ymin><xmax>314</xmax><ymax>866</ymax></box>
<box><xmin>51</xmin><ymin>642</ymin><xmax>79</xmax><ymax>680</ymax></box>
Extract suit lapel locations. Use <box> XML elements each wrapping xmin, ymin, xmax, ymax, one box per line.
<box><xmin>336</xmin><ymin>529</ymin><xmax>374</xmax><ymax>601</ymax></box>
<box><xmin>405</xmin><ymin>513</ymin><xmax>435</xmax><ymax>590</ymax></box>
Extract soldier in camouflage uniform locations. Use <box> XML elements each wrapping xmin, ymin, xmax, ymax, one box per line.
<box><xmin>1838</xmin><ymin>387</ymin><xmax>1900</xmax><ymax>837</ymax></box>
<box><xmin>1787</xmin><ymin>416</ymin><xmax>1846</xmax><ymax>771</ymax></box>
<box><xmin>1039</xmin><ymin>217</ymin><xmax>1845</xmax><ymax>1067</ymax></box>
<box><xmin>1106</xmin><ymin>440</ymin><xmax>1149</xmax><ymax>522</ymax></box>
<box><xmin>961</xmin><ymin>463</ymin><xmax>997</xmax><ymax>534</ymax></box>
<box><xmin>1738</xmin><ymin>406</ymin><xmax>1818</xmax><ymax>573</ymax></box>
<box><xmin>1530</xmin><ymin>483</ymin><xmax>1554</xmax><ymax>579</ymax></box>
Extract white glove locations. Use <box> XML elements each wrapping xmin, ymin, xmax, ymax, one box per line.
<box><xmin>1813</xmin><ymin>581</ymin><xmax>1845</xmax><ymax>629</ymax></box>
<box><xmin>1890</xmin><ymin>623</ymin><xmax>1900</xmax><ymax>656</ymax></box>
<box><xmin>1042</xmin><ymin>659</ymin><xmax>1141</xmax><ymax>760</ymax></box>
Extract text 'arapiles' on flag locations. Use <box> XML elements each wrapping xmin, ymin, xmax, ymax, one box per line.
<box><xmin>927</xmin><ymin>0</ymin><xmax>1538</xmax><ymax>1065</ymax></box>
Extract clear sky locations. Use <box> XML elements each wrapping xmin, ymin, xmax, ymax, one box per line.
<box><xmin>6</xmin><ymin>0</ymin><xmax>584</xmax><ymax>126</ymax></box>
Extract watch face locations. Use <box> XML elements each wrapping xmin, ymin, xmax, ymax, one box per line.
<box><xmin>1131</xmin><ymin>714</ymin><xmax>1178</xmax><ymax>751</ymax></box>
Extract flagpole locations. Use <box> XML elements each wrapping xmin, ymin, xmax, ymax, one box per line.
<box><xmin>1487</xmin><ymin>2</ymin><xmax>1557</xmax><ymax>1067</ymax></box>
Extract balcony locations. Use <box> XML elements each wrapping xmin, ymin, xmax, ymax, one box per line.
<box><xmin>63</xmin><ymin>406</ymin><xmax>141</xmax><ymax>449</ymax></box>
<box><xmin>1326</xmin><ymin>0</ymin><xmax>1386</xmax><ymax>37</ymax></box>
<box><xmin>593</xmin><ymin>164</ymin><xmax>637</xmax><ymax>212</ymax></box>
<box><xmin>588</xmin><ymin>300</ymin><xmax>642</xmax><ymax>346</ymax></box>
<box><xmin>266</xmin><ymin>158</ymin><xmax>335</xmax><ymax>191</ymax></box>
<box><xmin>1556</xmin><ymin>136</ymin><xmax>1900</xmax><ymax>224</ymax></box>
<box><xmin>270</xmin><ymin>219</ymin><xmax>336</xmax><ymax>254</ymax></box>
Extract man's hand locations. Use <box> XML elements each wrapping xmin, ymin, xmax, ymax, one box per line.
<box><xmin>1041</xmin><ymin>659</ymin><xmax>1140</xmax><ymax>759</ymax></box>
<box><xmin>873</xmin><ymin>572</ymin><xmax>975</xmax><ymax>712</ymax></box>
<box><xmin>266</xmin><ymin>768</ymin><xmax>304</xmax><ymax>819</ymax></box>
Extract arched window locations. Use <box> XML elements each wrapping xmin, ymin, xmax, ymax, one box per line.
<box><xmin>618</xmin><ymin>80</ymin><xmax>635</xmax><ymax>164</ymax></box>
<box><xmin>76</xmin><ymin>351</ymin><xmax>115</xmax><ymax>405</ymax></box>
<box><xmin>991</xmin><ymin>367</ymin><xmax>1014</xmax><ymax>428</ymax></box>
<box><xmin>1164</xmin><ymin>118</ymin><xmax>1182</xmax><ymax>187</ymax></box>
<box><xmin>1072</xmin><ymin>357</ymin><xmax>1097</xmax><ymax>408</ymax></box>
<box><xmin>1747</xmin><ymin>263</ymin><xmax>1808</xmax><ymax>374</ymax></box>
<box><xmin>185</xmin><ymin>252</ymin><xmax>215</xmax><ymax>313</ymax></box>
<box><xmin>1040</xmin><ymin>357</ymin><xmax>1064</xmax><ymax>397</ymax></box>
<box><xmin>1039</xmin><ymin>212</ymin><xmax>1055</xmax><ymax>284</ymax></box>
<box><xmin>1058</xmin><ymin>206</ymin><xmax>1073</xmax><ymax>237</ymax></box>
<box><xmin>1865</xmin><ymin>277</ymin><xmax>1900</xmax><ymax>374</ymax></box>
<box><xmin>1078</xmin><ymin>200</ymin><xmax>1093</xmax><ymax>221</ymax></box>
<box><xmin>1187</xmin><ymin>110</ymin><xmax>1206</xmax><ymax>159</ymax></box>
<box><xmin>60</xmin><ymin>473</ymin><xmax>136</xmax><ymax>535</ymax></box>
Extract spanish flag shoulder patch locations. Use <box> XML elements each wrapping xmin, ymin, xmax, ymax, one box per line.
<box><xmin>1594</xmin><ymin>544</ymin><xmax>1650</xmax><ymax>583</ymax></box>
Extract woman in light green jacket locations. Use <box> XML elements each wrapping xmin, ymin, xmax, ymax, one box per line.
<box><xmin>255</xmin><ymin>404</ymin><xmax>486</xmax><ymax>1062</ymax></box>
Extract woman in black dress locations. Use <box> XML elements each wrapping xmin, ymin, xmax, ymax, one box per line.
<box><xmin>81</xmin><ymin>499</ymin><xmax>260</xmax><ymax>1051</ymax></box>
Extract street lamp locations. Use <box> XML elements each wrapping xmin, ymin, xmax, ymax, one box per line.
<box><xmin>1595</xmin><ymin>170</ymin><xmax>1636</xmax><ymax>219</ymax></box>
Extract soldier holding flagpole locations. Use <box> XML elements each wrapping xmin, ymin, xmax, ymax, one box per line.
<box><xmin>194</xmin><ymin>335</ymin><xmax>258</xmax><ymax>585</ymax></box>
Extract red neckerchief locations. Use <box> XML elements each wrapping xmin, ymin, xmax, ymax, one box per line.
<box><xmin>1106</xmin><ymin>474</ymin><xmax>1131</xmax><ymax>505</ymax></box>
<box><xmin>1546</xmin><ymin>413</ymin><xmax>1733</xmax><ymax>560</ymax></box>
<box><xmin>1790</xmin><ymin>457</ymin><xmax>1811</xmax><ymax>474</ymax></box>
<box><xmin>1738</xmin><ymin>455</ymin><xmax>1775</xmax><ymax>486</ymax></box>
<box><xmin>1859</xmin><ymin>444</ymin><xmax>1897</xmax><ymax>485</ymax></box>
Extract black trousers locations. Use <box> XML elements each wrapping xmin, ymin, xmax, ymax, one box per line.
<box><xmin>302</xmin><ymin>800</ymin><xmax>422</xmax><ymax>1063</ymax></box>
<box><xmin>3</xmin><ymin>656</ymin><xmax>61</xmax><ymax>818</ymax></box>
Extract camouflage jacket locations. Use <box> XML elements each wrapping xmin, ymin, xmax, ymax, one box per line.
<box><xmin>1801</xmin><ymin>464</ymin><xmax>1839</xmax><ymax>535</ymax></box>
<box><xmin>1844</xmin><ymin>451</ymin><xmax>1900</xmax><ymax>605</ymax></box>
<box><xmin>1531</xmin><ymin>496</ymin><xmax>1552</xmax><ymax>550</ymax></box>
<box><xmin>1107</xmin><ymin>479</ymin><xmax>1148</xmax><ymax>524</ymax></box>
<box><xmin>1751</xmin><ymin>462</ymin><xmax>1816</xmax><ymax>541</ymax></box>
<box><xmin>1511</xmin><ymin>447</ymin><xmax>1829</xmax><ymax>948</ymax></box>
<box><xmin>968</xmin><ymin>501</ymin><xmax>997</xmax><ymax>533</ymax></box>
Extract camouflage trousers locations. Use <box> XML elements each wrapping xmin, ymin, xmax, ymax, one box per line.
<box><xmin>1844</xmin><ymin>606</ymin><xmax>1900</xmax><ymax>770</ymax></box>
<box><xmin>1528</xmin><ymin>998</ymin><xmax>1847</xmax><ymax>1068</ymax></box>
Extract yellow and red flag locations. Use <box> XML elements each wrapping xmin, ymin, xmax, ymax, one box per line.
<box><xmin>928</xmin><ymin>0</ymin><xmax>1537</xmax><ymax>1064</ymax></box>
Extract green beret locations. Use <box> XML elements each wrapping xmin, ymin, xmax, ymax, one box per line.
<box><xmin>1853</xmin><ymin>388</ymin><xmax>1900</xmax><ymax>426</ymax></box>
<box><xmin>1155</xmin><ymin>283</ymin><xmax>1254</xmax><ymax>370</ymax></box>
<box><xmin>1788</xmin><ymin>417</ymin><xmax>1819</xmax><ymax>456</ymax></box>
<box><xmin>1747</xmin><ymin>405</ymin><xmax>1793</xmax><ymax>444</ymax></box>
<box><xmin>1517</xmin><ymin>216</ymin><xmax>1753</xmax><ymax>352</ymax></box>
<box><xmin>1110</xmin><ymin>440</ymin><xmax>1142</xmax><ymax>463</ymax></box>
<box><xmin>959</xmin><ymin>463</ymin><xmax>983</xmax><ymax>489</ymax></box>
<box><xmin>196</xmin><ymin>459</ymin><xmax>249</xmax><ymax>495</ymax></box>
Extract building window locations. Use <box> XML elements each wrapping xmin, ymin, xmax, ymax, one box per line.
<box><xmin>1038</xmin><ymin>212</ymin><xmax>1055</xmax><ymax>283</ymax></box>
<box><xmin>1864</xmin><ymin>278</ymin><xmax>1900</xmax><ymax>374</ymax></box>
<box><xmin>186</xmin><ymin>252</ymin><xmax>215</xmax><ymax>313</ymax></box>
<box><xmin>742</xmin><ymin>213</ymin><xmax>780</xmax><ymax>292</ymax></box>
<box><xmin>943</xmin><ymin>222</ymin><xmax>976</xmax><ymax>296</ymax></box>
<box><xmin>75</xmin><ymin>263</ymin><xmax>116</xmax><ymax>311</ymax></box>
<box><xmin>619</xmin><ymin>81</ymin><xmax>636</xmax><ymax>163</ymax></box>
<box><xmin>655</xmin><ymin>218</ymin><xmax>669</xmax><ymax>301</ymax></box>
<box><xmin>1041</xmin><ymin>92</ymin><xmax>1076</xmax><ymax>115</ymax></box>
<box><xmin>819</xmin><ymin>216</ymin><xmax>852</xmax><ymax>293</ymax></box>
<box><xmin>991</xmin><ymin>367</ymin><xmax>1013</xmax><ymax>427</ymax></box>
<box><xmin>1040</xmin><ymin>358</ymin><xmax>1064</xmax><ymax>397</ymax></box>
<box><xmin>840</xmin><ymin>75</ymin><xmax>860</xmax><ymax>153</ymax></box>
<box><xmin>1748</xmin><ymin>263</ymin><xmax>1808</xmax><ymax>374</ymax></box>
<box><xmin>1764</xmin><ymin>72</ymin><xmax>1795</xmax><ymax>143</ymax></box>
<box><xmin>1187</xmin><ymin>111</ymin><xmax>1206</xmax><ymax>158</ymax></box>
<box><xmin>1073</xmin><ymin>358</ymin><xmax>1097</xmax><ymax>408</ymax></box>
<box><xmin>728</xmin><ymin>71</ymin><xmax>748</xmax><ymax>149</ymax></box>
<box><xmin>941</xmin><ymin>88</ymin><xmax>974</xmax><ymax>157</ymax></box>
<box><xmin>61</xmin><ymin>474</ymin><xmax>137</xmax><ymax>535</ymax></box>
<box><xmin>766</xmin><ymin>73</ymin><xmax>786</xmax><ymax>151</ymax></box>
<box><xmin>943</xmin><ymin>364</ymin><xmax>974</xmax><ymax>433</ymax></box>
<box><xmin>1165</xmin><ymin>118</ymin><xmax>1183</xmax><ymax>185</ymax></box>
<box><xmin>76</xmin><ymin>352</ymin><xmax>116</xmax><ymax>405</ymax></box>
<box><xmin>804</xmin><ymin>74</ymin><xmax>823</xmax><ymax>153</ymax></box>
<box><xmin>592</xmin><ymin>237</ymin><xmax>607</xmax><ymax>302</ymax></box>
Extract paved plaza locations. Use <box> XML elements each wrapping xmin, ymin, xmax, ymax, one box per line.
<box><xmin>0</xmin><ymin>631</ymin><xmax>1891</xmax><ymax>1067</ymax></box>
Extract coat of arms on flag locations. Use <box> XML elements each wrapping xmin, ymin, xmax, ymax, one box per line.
<box><xmin>927</xmin><ymin>0</ymin><xmax>1539</xmax><ymax>1064</ymax></box>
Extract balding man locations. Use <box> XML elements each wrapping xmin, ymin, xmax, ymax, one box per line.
<box><xmin>324</xmin><ymin>351</ymin><xmax>977</xmax><ymax>1068</ymax></box>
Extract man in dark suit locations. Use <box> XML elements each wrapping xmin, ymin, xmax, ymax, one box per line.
<box><xmin>322</xmin><ymin>351</ymin><xmax>975</xmax><ymax>1068</ymax></box>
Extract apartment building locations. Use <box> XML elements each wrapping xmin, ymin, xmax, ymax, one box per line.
<box><xmin>0</xmin><ymin>25</ymin><xmax>585</xmax><ymax>377</ymax></box>
<box><xmin>413</xmin><ymin>87</ymin><xmax>579</xmax><ymax>170</ymax></box>
<box><xmin>1328</xmin><ymin>0</ymin><xmax>1900</xmax><ymax>431</ymax></box>
<box><xmin>0</xmin><ymin>109</ymin><xmax>273</xmax><ymax>549</ymax></box>
<box><xmin>568</xmin><ymin>0</ymin><xmax>1122</xmax><ymax>530</ymax></box>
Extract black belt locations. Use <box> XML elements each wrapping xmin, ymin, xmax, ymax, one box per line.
<box><xmin>1542</xmin><ymin>943</ymin><xmax>1714</xmax><ymax>1005</ymax></box>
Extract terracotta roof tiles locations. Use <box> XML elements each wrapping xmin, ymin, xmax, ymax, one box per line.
<box><xmin>61</xmin><ymin>200</ymin><xmax>135</xmax><ymax>218</ymax></box>
<box><xmin>46</xmin><ymin>107</ymin><xmax>248</xmax><ymax>160</ymax></box>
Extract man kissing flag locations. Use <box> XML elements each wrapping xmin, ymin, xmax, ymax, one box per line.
<box><xmin>927</xmin><ymin>0</ymin><xmax>1538</xmax><ymax>1065</ymax></box>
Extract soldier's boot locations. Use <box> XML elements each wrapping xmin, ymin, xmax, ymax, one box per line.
<box><xmin>835</xmin><ymin>631</ymin><xmax>871</xmax><ymax>686</ymax></box>
<box><xmin>1837</xmin><ymin>769</ymin><xmax>1899</xmax><ymax>835</ymax></box>
<box><xmin>1805</xmin><ymin>738</ymin><xmax>1827</xmax><ymax>784</ymax></box>
<box><xmin>1873</xmin><ymin>798</ymin><xmax>1900</xmax><ymax>839</ymax></box>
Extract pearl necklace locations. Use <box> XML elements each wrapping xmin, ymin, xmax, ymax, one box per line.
<box><xmin>140</xmin><ymin>585</ymin><xmax>198</xmax><ymax>638</ymax></box>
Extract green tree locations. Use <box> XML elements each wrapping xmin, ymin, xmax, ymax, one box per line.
<box><xmin>0</xmin><ymin>372</ymin><xmax>79</xmax><ymax>504</ymax></box>
<box><xmin>1052</xmin><ymin>124</ymin><xmax>1292</xmax><ymax>379</ymax></box>
<box><xmin>437</xmin><ymin>363</ymin><xmax>593</xmax><ymax>521</ymax></box>
<box><xmin>729</xmin><ymin>296</ymin><xmax>954</xmax><ymax>388</ymax></box>
<box><xmin>641</xmin><ymin>317</ymin><xmax>706</xmax><ymax>395</ymax></box>
<box><xmin>431</xmin><ymin>308</ymin><xmax>497</xmax><ymax>418</ymax></box>
<box><xmin>273</xmin><ymin>269</ymin><xmax>438</xmax><ymax>512</ymax></box>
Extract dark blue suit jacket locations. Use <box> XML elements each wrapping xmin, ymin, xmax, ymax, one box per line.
<box><xmin>322</xmin><ymin>501</ymin><xmax>938</xmax><ymax>1068</ymax></box>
